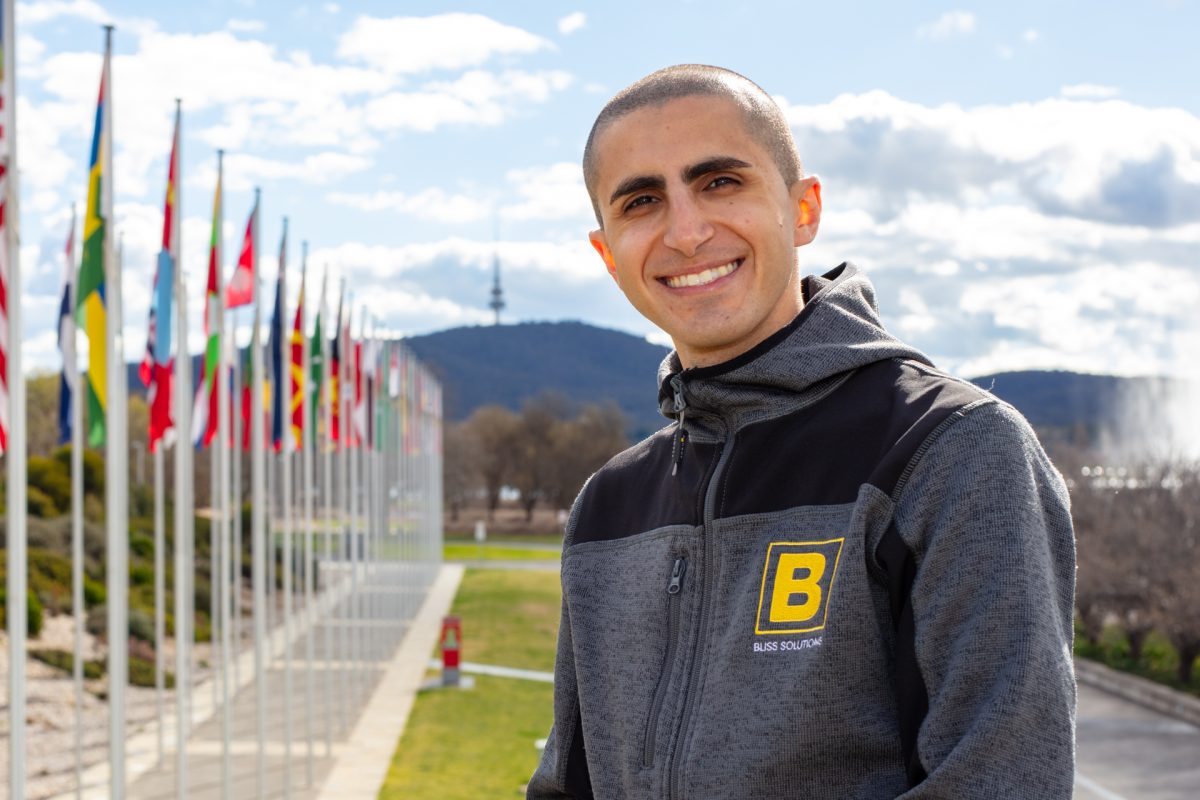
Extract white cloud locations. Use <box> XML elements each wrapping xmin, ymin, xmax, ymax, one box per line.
<box><xmin>1022</xmin><ymin>29</ymin><xmax>1039</xmax><ymax>43</ymax></box>
<box><xmin>16</xmin><ymin>0</ymin><xmax>112</xmax><ymax>25</ymax></box>
<box><xmin>364</xmin><ymin>69</ymin><xmax>572</xmax><ymax>132</ymax></box>
<box><xmin>916</xmin><ymin>11</ymin><xmax>976</xmax><ymax>40</ymax></box>
<box><xmin>996</xmin><ymin>45</ymin><xmax>1014</xmax><ymax>59</ymax></box>
<box><xmin>558</xmin><ymin>12</ymin><xmax>587</xmax><ymax>35</ymax></box>
<box><xmin>323</xmin><ymin>3</ymin><xmax>340</xmax><ymax>12</ymax></box>
<box><xmin>192</xmin><ymin>152</ymin><xmax>373</xmax><ymax>193</ymax></box>
<box><xmin>328</xmin><ymin>188</ymin><xmax>492</xmax><ymax>224</ymax></box>
<box><xmin>226</xmin><ymin>18</ymin><xmax>266</xmax><ymax>33</ymax></box>
<box><xmin>1060</xmin><ymin>83</ymin><xmax>1120</xmax><ymax>99</ymax></box>
<box><xmin>337</xmin><ymin>13</ymin><xmax>551</xmax><ymax>75</ymax></box>
<box><xmin>501</xmin><ymin>162</ymin><xmax>592</xmax><ymax>222</ymax></box>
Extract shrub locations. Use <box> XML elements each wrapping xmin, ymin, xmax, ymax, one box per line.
<box><xmin>128</xmin><ymin>607</ymin><xmax>155</xmax><ymax>643</ymax></box>
<box><xmin>29</xmin><ymin>648</ymin><xmax>104</xmax><ymax>679</ymax></box>
<box><xmin>27</xmin><ymin>486</ymin><xmax>59</xmax><ymax>519</ymax></box>
<box><xmin>52</xmin><ymin>445</ymin><xmax>105</xmax><ymax>499</ymax></box>
<box><xmin>0</xmin><ymin>587</ymin><xmax>44</xmax><ymax>637</ymax></box>
<box><xmin>130</xmin><ymin>564</ymin><xmax>153</xmax><ymax>587</ymax></box>
<box><xmin>28</xmin><ymin>455</ymin><xmax>71</xmax><ymax>513</ymax></box>
<box><xmin>129</xmin><ymin>532</ymin><xmax>154</xmax><ymax>560</ymax></box>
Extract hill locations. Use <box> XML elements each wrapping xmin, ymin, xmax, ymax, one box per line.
<box><xmin>407</xmin><ymin>321</ymin><xmax>1189</xmax><ymax>446</ymax></box>
<box><xmin>406</xmin><ymin>321</ymin><xmax>670</xmax><ymax>438</ymax></box>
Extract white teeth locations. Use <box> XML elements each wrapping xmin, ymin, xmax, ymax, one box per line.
<box><xmin>665</xmin><ymin>260</ymin><xmax>739</xmax><ymax>289</ymax></box>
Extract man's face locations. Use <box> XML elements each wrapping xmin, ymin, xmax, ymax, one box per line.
<box><xmin>589</xmin><ymin>95</ymin><xmax>821</xmax><ymax>368</ymax></box>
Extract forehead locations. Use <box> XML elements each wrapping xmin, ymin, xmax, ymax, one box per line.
<box><xmin>591</xmin><ymin>95</ymin><xmax>762</xmax><ymax>186</ymax></box>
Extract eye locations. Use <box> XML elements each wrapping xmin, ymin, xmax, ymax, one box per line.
<box><xmin>704</xmin><ymin>175</ymin><xmax>738</xmax><ymax>190</ymax></box>
<box><xmin>623</xmin><ymin>194</ymin><xmax>657</xmax><ymax>213</ymax></box>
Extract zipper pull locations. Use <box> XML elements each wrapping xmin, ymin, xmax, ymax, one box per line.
<box><xmin>670</xmin><ymin>375</ymin><xmax>688</xmax><ymax>476</ymax></box>
<box><xmin>667</xmin><ymin>557</ymin><xmax>686</xmax><ymax>594</ymax></box>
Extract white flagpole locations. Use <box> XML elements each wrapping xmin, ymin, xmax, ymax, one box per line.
<box><xmin>339</xmin><ymin>293</ymin><xmax>350</xmax><ymax>732</ymax></box>
<box><xmin>3</xmin><ymin>2</ymin><xmax>26</xmax><ymax>791</ymax></box>
<box><xmin>98</xmin><ymin>26</ymin><xmax>131</xmax><ymax>798</ymax></box>
<box><xmin>169</xmin><ymin>99</ymin><xmax>193</xmax><ymax>800</ymax></box>
<box><xmin>278</xmin><ymin>218</ymin><xmax>294</xmax><ymax>798</ymax></box>
<box><xmin>320</xmin><ymin>271</ymin><xmax>334</xmax><ymax>755</ymax></box>
<box><xmin>300</xmin><ymin>242</ymin><xmax>315</xmax><ymax>785</ymax></box>
<box><xmin>250</xmin><ymin>188</ymin><xmax>268</xmax><ymax>800</ymax></box>
<box><xmin>154</xmin><ymin>443</ymin><xmax>164</xmax><ymax>759</ymax></box>
<box><xmin>232</xmin><ymin>321</ymin><xmax>243</xmax><ymax>693</ymax></box>
<box><xmin>60</xmin><ymin>204</ymin><xmax>84</xmax><ymax>800</ymax></box>
<box><xmin>214</xmin><ymin>148</ymin><xmax>233</xmax><ymax>800</ymax></box>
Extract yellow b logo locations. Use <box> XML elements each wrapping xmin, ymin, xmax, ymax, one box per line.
<box><xmin>755</xmin><ymin>539</ymin><xmax>844</xmax><ymax>635</ymax></box>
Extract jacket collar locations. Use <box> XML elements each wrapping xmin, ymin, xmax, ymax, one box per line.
<box><xmin>656</xmin><ymin>263</ymin><xmax>932</xmax><ymax>434</ymax></box>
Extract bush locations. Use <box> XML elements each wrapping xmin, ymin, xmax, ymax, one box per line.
<box><xmin>28</xmin><ymin>455</ymin><xmax>71</xmax><ymax>514</ymax></box>
<box><xmin>129</xmin><ymin>533</ymin><xmax>154</xmax><ymax>560</ymax></box>
<box><xmin>130</xmin><ymin>654</ymin><xmax>174</xmax><ymax>688</ymax></box>
<box><xmin>27</xmin><ymin>486</ymin><xmax>59</xmax><ymax>519</ymax></box>
<box><xmin>52</xmin><ymin>445</ymin><xmax>105</xmax><ymax>499</ymax></box>
<box><xmin>84</xmin><ymin>575</ymin><xmax>106</xmax><ymax>607</ymax></box>
<box><xmin>29</xmin><ymin>648</ymin><xmax>104</xmax><ymax>679</ymax></box>
<box><xmin>128</xmin><ymin>607</ymin><xmax>155</xmax><ymax>644</ymax></box>
<box><xmin>0</xmin><ymin>586</ymin><xmax>44</xmax><ymax>637</ymax></box>
<box><xmin>130</xmin><ymin>564</ymin><xmax>153</xmax><ymax>587</ymax></box>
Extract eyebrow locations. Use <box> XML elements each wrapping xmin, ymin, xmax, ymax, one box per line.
<box><xmin>608</xmin><ymin>155</ymin><xmax>755</xmax><ymax>206</ymax></box>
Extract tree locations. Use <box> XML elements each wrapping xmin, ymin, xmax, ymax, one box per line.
<box><xmin>546</xmin><ymin>403</ymin><xmax>628</xmax><ymax>510</ymax></box>
<box><xmin>510</xmin><ymin>393</ymin><xmax>570</xmax><ymax>521</ymax></box>
<box><xmin>462</xmin><ymin>405</ymin><xmax>521</xmax><ymax>521</ymax></box>
<box><xmin>443</xmin><ymin>421</ymin><xmax>481</xmax><ymax>522</ymax></box>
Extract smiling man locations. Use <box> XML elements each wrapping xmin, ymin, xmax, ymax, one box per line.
<box><xmin>527</xmin><ymin>65</ymin><xmax>1076</xmax><ymax>800</ymax></box>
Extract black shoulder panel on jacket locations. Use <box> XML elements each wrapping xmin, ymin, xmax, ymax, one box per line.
<box><xmin>572</xmin><ymin>426</ymin><xmax>720</xmax><ymax>545</ymax></box>
<box><xmin>719</xmin><ymin>360</ymin><xmax>985</xmax><ymax>517</ymax></box>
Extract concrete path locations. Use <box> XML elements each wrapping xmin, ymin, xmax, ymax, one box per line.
<box><xmin>1074</xmin><ymin>681</ymin><xmax>1200</xmax><ymax>799</ymax></box>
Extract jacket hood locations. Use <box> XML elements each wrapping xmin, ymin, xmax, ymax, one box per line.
<box><xmin>656</xmin><ymin>262</ymin><xmax>932</xmax><ymax>430</ymax></box>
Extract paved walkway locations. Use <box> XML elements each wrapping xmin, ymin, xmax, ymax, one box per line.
<box><xmin>1075</xmin><ymin>681</ymin><xmax>1200</xmax><ymax>799</ymax></box>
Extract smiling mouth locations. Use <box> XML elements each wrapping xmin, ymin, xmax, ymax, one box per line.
<box><xmin>661</xmin><ymin>259</ymin><xmax>742</xmax><ymax>289</ymax></box>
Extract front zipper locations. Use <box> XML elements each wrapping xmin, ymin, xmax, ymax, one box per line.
<box><xmin>670</xmin><ymin>375</ymin><xmax>689</xmax><ymax>476</ymax></box>
<box><xmin>643</xmin><ymin>556</ymin><xmax>687</xmax><ymax>768</ymax></box>
<box><xmin>669</xmin><ymin>422</ymin><xmax>734</xmax><ymax>800</ymax></box>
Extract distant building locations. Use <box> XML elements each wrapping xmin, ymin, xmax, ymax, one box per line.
<box><xmin>489</xmin><ymin>252</ymin><xmax>505</xmax><ymax>325</ymax></box>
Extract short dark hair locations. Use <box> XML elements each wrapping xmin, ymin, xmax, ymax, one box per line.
<box><xmin>582</xmin><ymin>64</ymin><xmax>803</xmax><ymax>225</ymax></box>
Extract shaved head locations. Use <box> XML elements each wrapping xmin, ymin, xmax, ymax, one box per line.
<box><xmin>583</xmin><ymin>65</ymin><xmax>803</xmax><ymax>226</ymax></box>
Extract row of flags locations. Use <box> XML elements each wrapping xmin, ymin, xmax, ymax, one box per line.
<box><xmin>44</xmin><ymin>36</ymin><xmax>439</xmax><ymax>463</ymax></box>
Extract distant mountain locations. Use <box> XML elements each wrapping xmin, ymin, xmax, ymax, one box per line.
<box><xmin>123</xmin><ymin>323</ymin><xmax>1180</xmax><ymax>448</ymax></box>
<box><xmin>406</xmin><ymin>321</ymin><xmax>670</xmax><ymax>438</ymax></box>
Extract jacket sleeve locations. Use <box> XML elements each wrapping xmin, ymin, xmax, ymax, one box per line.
<box><xmin>527</xmin><ymin>496</ymin><xmax>594</xmax><ymax>799</ymax></box>
<box><xmin>892</xmin><ymin>401</ymin><xmax>1077</xmax><ymax>799</ymax></box>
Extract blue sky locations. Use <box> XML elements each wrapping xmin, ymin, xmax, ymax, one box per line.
<box><xmin>13</xmin><ymin>0</ymin><xmax>1200</xmax><ymax>380</ymax></box>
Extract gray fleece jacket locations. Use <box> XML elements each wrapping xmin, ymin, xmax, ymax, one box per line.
<box><xmin>528</xmin><ymin>263</ymin><xmax>1076</xmax><ymax>799</ymax></box>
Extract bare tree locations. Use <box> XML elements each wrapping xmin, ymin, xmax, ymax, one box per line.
<box><xmin>547</xmin><ymin>402</ymin><xmax>628</xmax><ymax>510</ymax></box>
<box><xmin>461</xmin><ymin>405</ymin><xmax>521</xmax><ymax>521</ymax></box>
<box><xmin>442</xmin><ymin>421</ymin><xmax>481</xmax><ymax>522</ymax></box>
<box><xmin>510</xmin><ymin>393</ymin><xmax>571</xmax><ymax>521</ymax></box>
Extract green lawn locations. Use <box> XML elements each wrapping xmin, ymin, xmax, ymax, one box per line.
<box><xmin>443</xmin><ymin>542</ymin><xmax>561</xmax><ymax>563</ymax></box>
<box><xmin>379</xmin><ymin>568</ymin><xmax>561</xmax><ymax>799</ymax></box>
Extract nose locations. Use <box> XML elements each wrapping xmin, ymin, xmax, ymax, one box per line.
<box><xmin>662</xmin><ymin>193</ymin><xmax>714</xmax><ymax>257</ymax></box>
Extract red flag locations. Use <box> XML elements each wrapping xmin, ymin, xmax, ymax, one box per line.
<box><xmin>289</xmin><ymin>275</ymin><xmax>305</xmax><ymax>449</ymax></box>
<box><xmin>225</xmin><ymin>204</ymin><xmax>256</xmax><ymax>308</ymax></box>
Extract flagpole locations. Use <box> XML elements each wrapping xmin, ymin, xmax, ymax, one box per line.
<box><xmin>232</xmin><ymin>321</ymin><xmax>243</xmax><ymax>694</ymax></box>
<box><xmin>2</xmin><ymin>0</ymin><xmax>26</xmax><ymax>789</ymax></box>
<box><xmin>250</xmin><ymin>187</ymin><xmax>267</xmax><ymax>800</ymax></box>
<box><xmin>339</xmin><ymin>289</ymin><xmax>350</xmax><ymax>732</ymax></box>
<box><xmin>214</xmin><ymin>148</ymin><xmax>233</xmax><ymax>800</ymax></box>
<box><xmin>278</xmin><ymin>217</ymin><xmax>294</xmax><ymax>798</ymax></box>
<box><xmin>96</xmin><ymin>25</ymin><xmax>132</xmax><ymax>798</ymax></box>
<box><xmin>301</xmin><ymin>241</ymin><xmax>315</xmax><ymax>785</ymax></box>
<box><xmin>320</xmin><ymin>270</ymin><xmax>333</xmax><ymax>755</ymax></box>
<box><xmin>67</xmin><ymin>205</ymin><xmax>84</xmax><ymax>800</ymax></box>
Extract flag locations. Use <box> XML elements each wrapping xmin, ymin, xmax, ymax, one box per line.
<box><xmin>330</xmin><ymin>286</ymin><xmax>343</xmax><ymax>444</ymax></box>
<box><xmin>144</xmin><ymin>111</ymin><xmax>179</xmax><ymax>452</ymax></box>
<box><xmin>57</xmin><ymin>208</ymin><xmax>77</xmax><ymax>444</ymax></box>
<box><xmin>289</xmin><ymin>251</ymin><xmax>305</xmax><ymax>450</ymax></box>
<box><xmin>309</xmin><ymin>270</ymin><xmax>325</xmax><ymax>441</ymax></box>
<box><xmin>76</xmin><ymin>42</ymin><xmax>110</xmax><ymax>448</ymax></box>
<box><xmin>352</xmin><ymin>335</ymin><xmax>364</xmax><ymax>448</ymax></box>
<box><xmin>192</xmin><ymin>152</ymin><xmax>223</xmax><ymax>447</ymax></box>
<box><xmin>268</xmin><ymin>220</ymin><xmax>286</xmax><ymax>451</ymax></box>
<box><xmin>225</xmin><ymin>202</ymin><xmax>255</xmax><ymax>309</ymax></box>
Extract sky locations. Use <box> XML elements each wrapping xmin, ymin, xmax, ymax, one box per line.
<box><xmin>11</xmin><ymin>0</ymin><xmax>1200</xmax><ymax>381</ymax></box>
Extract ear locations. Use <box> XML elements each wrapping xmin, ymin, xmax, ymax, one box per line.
<box><xmin>589</xmin><ymin>229</ymin><xmax>618</xmax><ymax>282</ymax></box>
<box><xmin>792</xmin><ymin>177</ymin><xmax>822</xmax><ymax>248</ymax></box>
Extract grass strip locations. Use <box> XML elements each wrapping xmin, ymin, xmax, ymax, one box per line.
<box><xmin>379</xmin><ymin>568</ymin><xmax>561</xmax><ymax>799</ymax></box>
<box><xmin>443</xmin><ymin>543</ymin><xmax>561</xmax><ymax>563</ymax></box>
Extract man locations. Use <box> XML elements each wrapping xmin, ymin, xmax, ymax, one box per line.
<box><xmin>528</xmin><ymin>65</ymin><xmax>1076</xmax><ymax>799</ymax></box>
